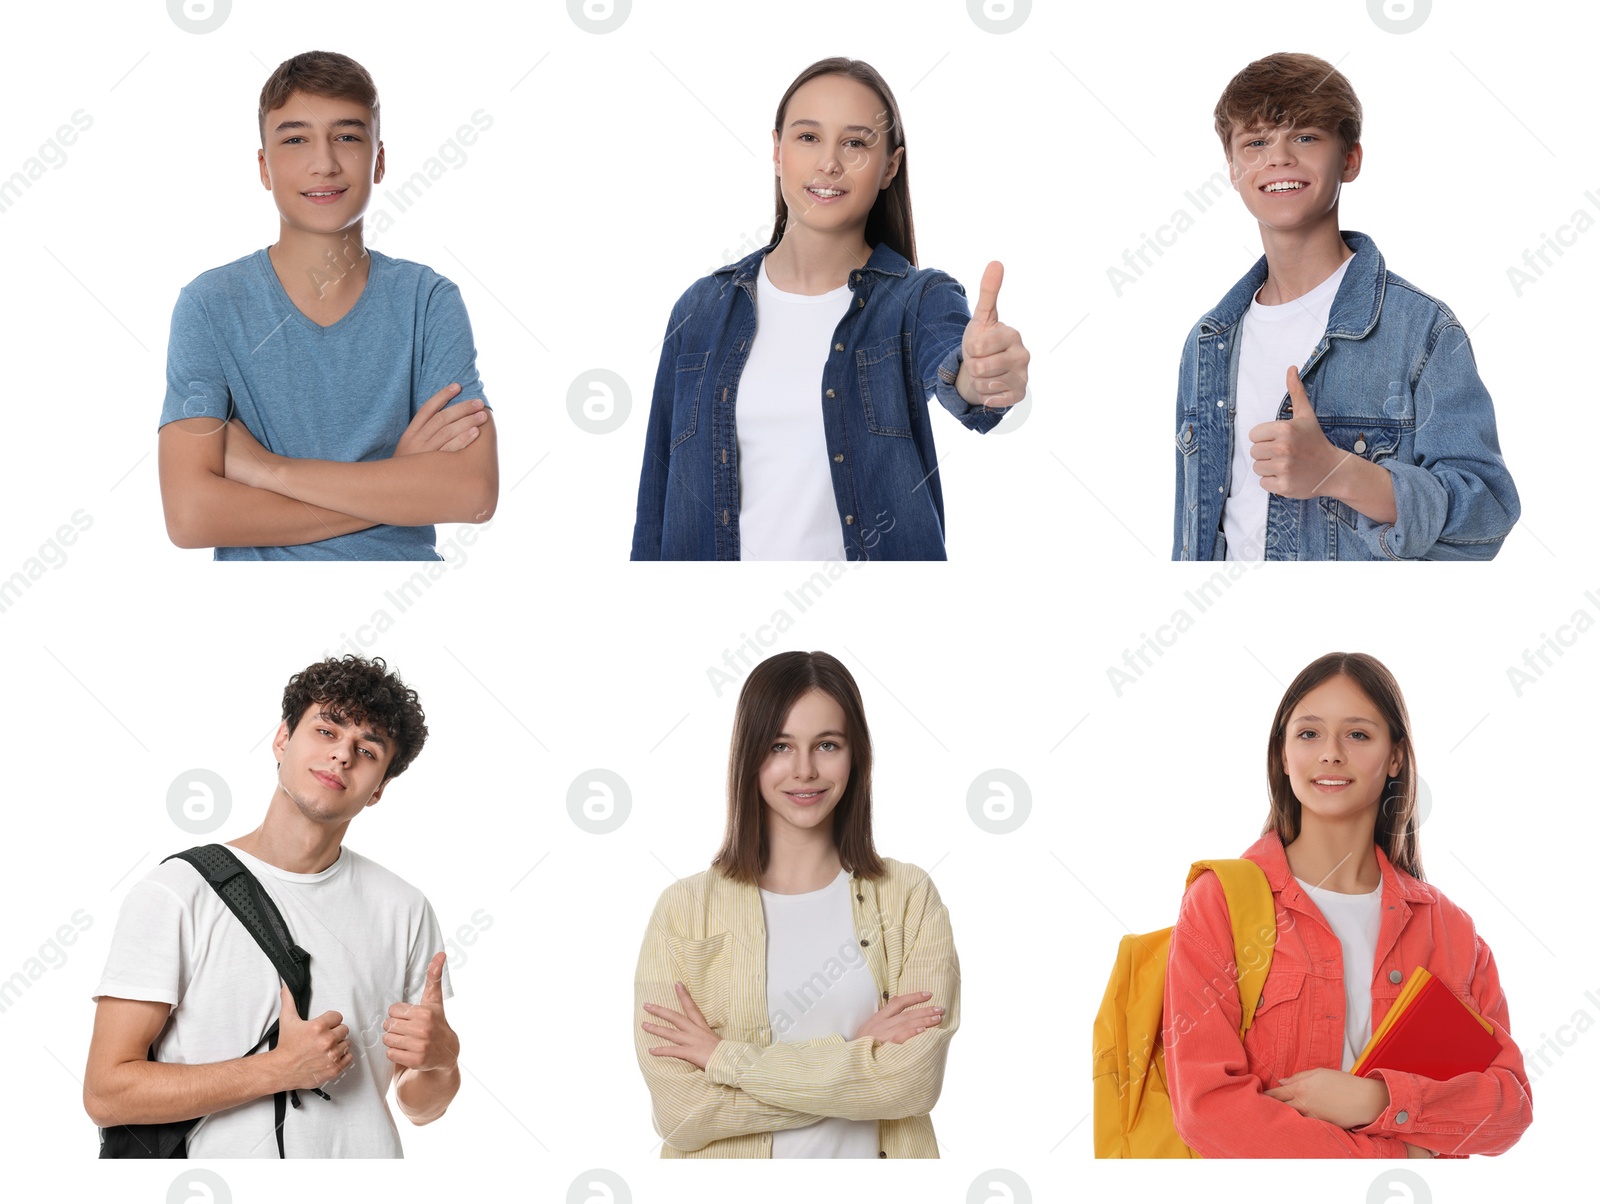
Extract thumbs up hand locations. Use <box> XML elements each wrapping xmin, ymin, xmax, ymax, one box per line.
<box><xmin>1248</xmin><ymin>366</ymin><xmax>1343</xmax><ymax>499</ymax></box>
<box><xmin>383</xmin><ymin>952</ymin><xmax>458</xmax><ymax>1072</ymax></box>
<box><xmin>272</xmin><ymin>980</ymin><xmax>352</xmax><ymax>1091</ymax></box>
<box><xmin>956</xmin><ymin>261</ymin><xmax>1030</xmax><ymax>409</ymax></box>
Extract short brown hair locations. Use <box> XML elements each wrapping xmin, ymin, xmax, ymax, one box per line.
<box><xmin>712</xmin><ymin>651</ymin><xmax>885</xmax><ymax>884</ymax></box>
<box><xmin>258</xmin><ymin>51</ymin><xmax>379</xmax><ymax>143</ymax></box>
<box><xmin>1214</xmin><ymin>52</ymin><xmax>1361</xmax><ymax>159</ymax></box>
<box><xmin>1261</xmin><ymin>652</ymin><xmax>1423</xmax><ymax>880</ymax></box>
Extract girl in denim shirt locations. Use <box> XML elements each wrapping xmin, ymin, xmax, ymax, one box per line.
<box><xmin>1165</xmin><ymin>652</ymin><xmax>1532</xmax><ymax>1157</ymax></box>
<box><xmin>630</xmin><ymin>58</ymin><xmax>1030</xmax><ymax>561</ymax></box>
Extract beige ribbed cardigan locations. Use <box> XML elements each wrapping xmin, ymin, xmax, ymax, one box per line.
<box><xmin>633</xmin><ymin>857</ymin><xmax>960</xmax><ymax>1158</ymax></box>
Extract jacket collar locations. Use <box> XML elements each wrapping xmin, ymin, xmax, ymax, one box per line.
<box><xmin>1242</xmin><ymin>829</ymin><xmax>1432</xmax><ymax>906</ymax></box>
<box><xmin>716</xmin><ymin>239</ymin><xmax>913</xmax><ymax>288</ymax></box>
<box><xmin>1199</xmin><ymin>230</ymin><xmax>1385</xmax><ymax>340</ymax></box>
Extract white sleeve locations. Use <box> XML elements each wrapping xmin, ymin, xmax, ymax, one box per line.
<box><xmin>93</xmin><ymin>878</ymin><xmax>187</xmax><ymax>1009</ymax></box>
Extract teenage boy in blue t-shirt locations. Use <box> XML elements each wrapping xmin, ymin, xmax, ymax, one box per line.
<box><xmin>1172</xmin><ymin>53</ymin><xmax>1518</xmax><ymax>561</ymax></box>
<box><xmin>158</xmin><ymin>51</ymin><xmax>496</xmax><ymax>561</ymax></box>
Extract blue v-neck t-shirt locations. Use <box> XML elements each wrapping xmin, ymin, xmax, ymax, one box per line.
<box><xmin>160</xmin><ymin>247</ymin><xmax>489</xmax><ymax>560</ymax></box>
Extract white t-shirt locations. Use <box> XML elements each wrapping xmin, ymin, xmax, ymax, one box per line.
<box><xmin>1296</xmin><ymin>875</ymin><xmax>1382</xmax><ymax>1071</ymax></box>
<box><xmin>94</xmin><ymin>845</ymin><xmax>452</xmax><ymax>1158</ymax></box>
<box><xmin>736</xmin><ymin>260</ymin><xmax>852</xmax><ymax>561</ymax></box>
<box><xmin>1224</xmin><ymin>256</ymin><xmax>1354</xmax><ymax>560</ymax></box>
<box><xmin>761</xmin><ymin>868</ymin><xmax>880</xmax><ymax>1158</ymax></box>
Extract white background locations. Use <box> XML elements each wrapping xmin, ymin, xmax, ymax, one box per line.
<box><xmin>0</xmin><ymin>0</ymin><xmax>1594</xmax><ymax>1201</ymax></box>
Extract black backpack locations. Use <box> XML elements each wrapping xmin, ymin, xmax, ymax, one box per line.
<box><xmin>98</xmin><ymin>844</ymin><xmax>329</xmax><ymax>1158</ymax></box>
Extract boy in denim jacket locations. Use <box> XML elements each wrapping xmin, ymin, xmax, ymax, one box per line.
<box><xmin>1172</xmin><ymin>53</ymin><xmax>1517</xmax><ymax>560</ymax></box>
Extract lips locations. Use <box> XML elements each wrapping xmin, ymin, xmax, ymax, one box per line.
<box><xmin>805</xmin><ymin>186</ymin><xmax>845</xmax><ymax>201</ymax></box>
<box><xmin>785</xmin><ymin>789</ymin><xmax>827</xmax><ymax>805</ymax></box>
<box><xmin>1311</xmin><ymin>776</ymin><xmax>1353</xmax><ymax>792</ymax></box>
<box><xmin>1261</xmin><ymin>180</ymin><xmax>1309</xmax><ymax>193</ymax></box>
<box><xmin>301</xmin><ymin>187</ymin><xmax>347</xmax><ymax>205</ymax></box>
<box><xmin>312</xmin><ymin>770</ymin><xmax>345</xmax><ymax>790</ymax></box>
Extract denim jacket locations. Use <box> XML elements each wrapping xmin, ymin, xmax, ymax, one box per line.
<box><xmin>631</xmin><ymin>242</ymin><xmax>1006</xmax><ymax>561</ymax></box>
<box><xmin>1172</xmin><ymin>232</ymin><xmax>1519</xmax><ymax>560</ymax></box>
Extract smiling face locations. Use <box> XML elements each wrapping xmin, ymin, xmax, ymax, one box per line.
<box><xmin>773</xmin><ymin>73</ymin><xmax>902</xmax><ymax>243</ymax></box>
<box><xmin>1280</xmin><ymin>674</ymin><xmax>1403</xmax><ymax>825</ymax></box>
<box><xmin>1227</xmin><ymin>124</ymin><xmax>1360</xmax><ymax>237</ymax></box>
<box><xmin>272</xmin><ymin>704</ymin><xmax>393</xmax><ymax>825</ymax></box>
<box><xmin>257</xmin><ymin>89</ymin><xmax>384</xmax><ymax>238</ymax></box>
<box><xmin>758</xmin><ymin>688</ymin><xmax>853</xmax><ymax>841</ymax></box>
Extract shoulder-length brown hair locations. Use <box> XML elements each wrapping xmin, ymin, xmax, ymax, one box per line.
<box><xmin>712</xmin><ymin>650</ymin><xmax>885</xmax><ymax>884</ymax></box>
<box><xmin>770</xmin><ymin>58</ymin><xmax>917</xmax><ymax>266</ymax></box>
<box><xmin>1263</xmin><ymin>652</ymin><xmax>1424</xmax><ymax>880</ymax></box>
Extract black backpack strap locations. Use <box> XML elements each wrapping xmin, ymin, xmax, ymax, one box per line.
<box><xmin>164</xmin><ymin>844</ymin><xmax>327</xmax><ymax>1158</ymax></box>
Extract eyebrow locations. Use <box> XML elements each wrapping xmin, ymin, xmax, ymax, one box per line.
<box><xmin>786</xmin><ymin>119</ymin><xmax>878</xmax><ymax>137</ymax></box>
<box><xmin>1291</xmin><ymin>714</ymin><xmax>1378</xmax><ymax>725</ymax></box>
<box><xmin>273</xmin><ymin>117</ymin><xmax>370</xmax><ymax>135</ymax></box>
<box><xmin>773</xmin><ymin>729</ymin><xmax>848</xmax><ymax>740</ymax></box>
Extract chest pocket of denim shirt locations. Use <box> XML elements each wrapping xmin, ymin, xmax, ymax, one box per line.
<box><xmin>670</xmin><ymin>351</ymin><xmax>710</xmax><ymax>452</ymax></box>
<box><xmin>1316</xmin><ymin>419</ymin><xmax>1403</xmax><ymax>530</ymax></box>
<box><xmin>856</xmin><ymin>333</ymin><xmax>914</xmax><ymax>438</ymax></box>
<box><xmin>1243</xmin><ymin>967</ymin><xmax>1306</xmax><ymax>1079</ymax></box>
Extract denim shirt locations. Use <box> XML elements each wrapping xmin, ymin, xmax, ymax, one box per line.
<box><xmin>1172</xmin><ymin>232</ymin><xmax>1519</xmax><ymax>560</ymax></box>
<box><xmin>631</xmin><ymin>242</ymin><xmax>1006</xmax><ymax>561</ymax></box>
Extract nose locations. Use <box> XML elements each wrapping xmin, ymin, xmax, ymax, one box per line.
<box><xmin>795</xmin><ymin>747</ymin><xmax>818</xmax><ymax>780</ymax></box>
<box><xmin>1319</xmin><ymin>739</ymin><xmax>1343</xmax><ymax>763</ymax></box>
<box><xmin>327</xmin><ymin>738</ymin><xmax>351</xmax><ymax>765</ymax></box>
<box><xmin>309</xmin><ymin>134</ymin><xmax>341</xmax><ymax>176</ymax></box>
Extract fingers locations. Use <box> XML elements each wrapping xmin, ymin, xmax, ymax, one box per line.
<box><xmin>415</xmin><ymin>382</ymin><xmax>463</xmax><ymax>421</ymax></box>
<box><xmin>279</xmin><ymin>981</ymin><xmax>304</xmax><ymax>1022</ymax></box>
<box><xmin>421</xmin><ymin>952</ymin><xmax>447</xmax><ymax>1007</ymax></box>
<box><xmin>972</xmin><ymin>260</ymin><xmax>1004</xmax><ymax>326</ymax></box>
<box><xmin>880</xmin><ymin>991</ymin><xmax>934</xmax><ymax>1016</ymax></box>
<box><xmin>1285</xmin><ymin>366</ymin><xmax>1315</xmax><ymax>419</ymax></box>
<box><xmin>674</xmin><ymin>981</ymin><xmax>709</xmax><ymax>1025</ymax></box>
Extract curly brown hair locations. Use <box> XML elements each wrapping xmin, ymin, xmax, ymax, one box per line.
<box><xmin>281</xmin><ymin>655</ymin><xmax>427</xmax><ymax>781</ymax></box>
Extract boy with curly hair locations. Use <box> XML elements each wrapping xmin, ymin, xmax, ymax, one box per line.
<box><xmin>1172</xmin><ymin>52</ymin><xmax>1518</xmax><ymax>560</ymax></box>
<box><xmin>85</xmin><ymin>655</ymin><xmax>461</xmax><ymax>1156</ymax></box>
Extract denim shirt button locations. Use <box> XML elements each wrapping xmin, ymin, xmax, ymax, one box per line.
<box><xmin>857</xmin><ymin>297</ymin><xmax>865</xmax><ymax>308</ymax></box>
<box><xmin>834</xmin><ymin>342</ymin><xmax>845</xmax><ymax>352</ymax></box>
<box><xmin>845</xmin><ymin>515</ymin><xmax>856</xmax><ymax>525</ymax></box>
<box><xmin>1354</xmin><ymin>437</ymin><xmax>1367</xmax><ymax>454</ymax></box>
<box><xmin>1182</xmin><ymin>429</ymin><xmax>1193</xmax><ymax>444</ymax></box>
<box><xmin>834</xmin><ymin>453</ymin><xmax>844</xmax><ymax>463</ymax></box>
<box><xmin>826</xmin><ymin>388</ymin><xmax>836</xmax><ymax>399</ymax></box>
<box><xmin>1216</xmin><ymin>399</ymin><xmax>1225</xmax><ymax>407</ymax></box>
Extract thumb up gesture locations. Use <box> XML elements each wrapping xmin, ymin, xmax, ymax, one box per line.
<box><xmin>958</xmin><ymin>261</ymin><xmax>1030</xmax><ymax>409</ymax></box>
<box><xmin>1248</xmin><ymin>366</ymin><xmax>1340</xmax><ymax>499</ymax></box>
<box><xmin>383</xmin><ymin>952</ymin><xmax>458</xmax><ymax>1073</ymax></box>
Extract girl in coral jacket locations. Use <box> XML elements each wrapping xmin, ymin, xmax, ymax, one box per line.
<box><xmin>633</xmin><ymin>650</ymin><xmax>958</xmax><ymax>1157</ymax></box>
<box><xmin>1165</xmin><ymin>652</ymin><xmax>1532</xmax><ymax>1157</ymax></box>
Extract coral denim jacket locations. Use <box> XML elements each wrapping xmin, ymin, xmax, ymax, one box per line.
<box><xmin>630</xmin><ymin>242</ymin><xmax>1007</xmax><ymax>561</ymax></box>
<box><xmin>1165</xmin><ymin>833</ymin><xmax>1532</xmax><ymax>1157</ymax></box>
<box><xmin>1171</xmin><ymin>232</ymin><xmax>1519</xmax><ymax>560</ymax></box>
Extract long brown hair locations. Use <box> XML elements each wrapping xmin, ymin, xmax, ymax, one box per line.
<box><xmin>769</xmin><ymin>58</ymin><xmax>917</xmax><ymax>266</ymax></box>
<box><xmin>1263</xmin><ymin>652</ymin><xmax>1424</xmax><ymax>880</ymax></box>
<box><xmin>712</xmin><ymin>650</ymin><xmax>885</xmax><ymax>884</ymax></box>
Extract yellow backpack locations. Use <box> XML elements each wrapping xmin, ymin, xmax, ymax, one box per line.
<box><xmin>1091</xmin><ymin>858</ymin><xmax>1276</xmax><ymax>1158</ymax></box>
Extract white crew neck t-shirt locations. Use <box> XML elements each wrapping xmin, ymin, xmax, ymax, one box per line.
<box><xmin>761</xmin><ymin>868</ymin><xmax>880</xmax><ymax>1158</ymax></box>
<box><xmin>736</xmin><ymin>259</ymin><xmax>853</xmax><ymax>561</ymax></box>
<box><xmin>1296</xmin><ymin>874</ymin><xmax>1383</xmax><ymax>1070</ymax></box>
<box><xmin>94</xmin><ymin>845</ymin><xmax>451</xmax><ymax>1157</ymax></box>
<box><xmin>1224</xmin><ymin>255</ymin><xmax>1354</xmax><ymax>560</ymax></box>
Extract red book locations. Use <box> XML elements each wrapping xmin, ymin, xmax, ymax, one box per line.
<box><xmin>1356</xmin><ymin>971</ymin><xmax>1501</xmax><ymax>1080</ymax></box>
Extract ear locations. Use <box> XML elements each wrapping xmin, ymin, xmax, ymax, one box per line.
<box><xmin>1387</xmin><ymin>742</ymin><xmax>1404</xmax><ymax>780</ymax></box>
<box><xmin>771</xmin><ymin>128</ymin><xmax>781</xmax><ymax>176</ymax></box>
<box><xmin>271</xmin><ymin>720</ymin><xmax>292</xmax><ymax>762</ymax></box>
<box><xmin>880</xmin><ymin>145</ymin><xmax>903</xmax><ymax>191</ymax></box>
<box><xmin>373</xmin><ymin>140</ymin><xmax>386</xmax><ymax>185</ymax></box>
<box><xmin>364</xmin><ymin>780</ymin><xmax>386</xmax><ymax>810</ymax></box>
<box><xmin>1342</xmin><ymin>140</ymin><xmax>1363</xmax><ymax>184</ymax></box>
<box><xmin>258</xmin><ymin>147</ymin><xmax>271</xmax><ymax>191</ymax></box>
